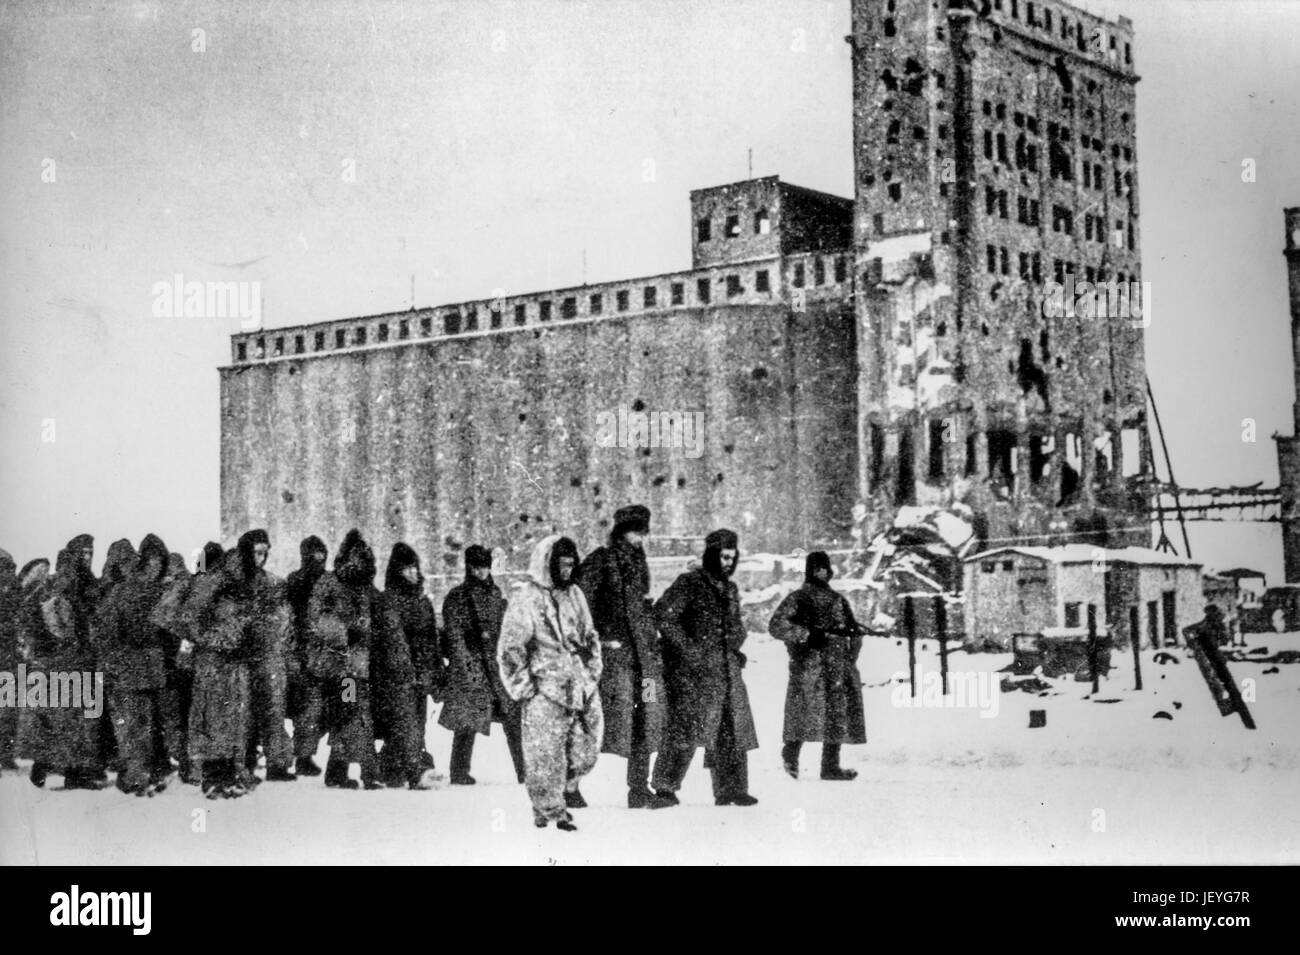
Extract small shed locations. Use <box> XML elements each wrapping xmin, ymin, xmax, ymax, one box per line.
<box><xmin>962</xmin><ymin>545</ymin><xmax>1202</xmax><ymax>650</ymax></box>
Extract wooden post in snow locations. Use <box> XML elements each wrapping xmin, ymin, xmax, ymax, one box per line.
<box><xmin>1087</xmin><ymin>604</ymin><xmax>1100</xmax><ymax>695</ymax></box>
<box><xmin>904</xmin><ymin>595</ymin><xmax>917</xmax><ymax>698</ymax></box>
<box><xmin>934</xmin><ymin>595</ymin><xmax>949</xmax><ymax>696</ymax></box>
<box><xmin>1130</xmin><ymin>606</ymin><xmax>1143</xmax><ymax>691</ymax></box>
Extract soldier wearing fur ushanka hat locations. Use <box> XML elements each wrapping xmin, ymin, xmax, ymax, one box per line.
<box><xmin>575</xmin><ymin>503</ymin><xmax>664</xmax><ymax>808</ymax></box>
<box><xmin>649</xmin><ymin>528</ymin><xmax>758</xmax><ymax>809</ymax></box>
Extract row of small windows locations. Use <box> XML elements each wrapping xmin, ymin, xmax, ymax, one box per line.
<box><xmin>697</xmin><ymin>209</ymin><xmax>770</xmax><ymax>243</ymax></box>
<box><xmin>1003</xmin><ymin>140</ymin><xmax>1128</xmax><ymax>193</ymax></box>
<box><xmin>983</xmin><ymin>184</ymin><xmax>1132</xmax><ymax>242</ymax></box>
<box><xmin>1049</xmin><ymin>260</ymin><xmax>1138</xmax><ymax>287</ymax></box>
<box><xmin>871</xmin><ymin>4</ymin><xmax>1132</xmax><ymax>66</ymax></box>
<box><xmin>987</xmin><ymin>247</ymin><xmax>1139</xmax><ymax>288</ymax></box>
<box><xmin>986</xmin><ymin>246</ymin><xmax>1047</xmax><ymax>285</ymax></box>
<box><xmin>234</xmin><ymin>261</ymin><xmax>846</xmax><ymax>361</ymax></box>
<box><xmin>987</xmin><ymin>245</ymin><xmax>1043</xmax><ymax>280</ymax></box>
<box><xmin>983</xmin><ymin>129</ymin><xmax>1039</xmax><ymax>172</ymax></box>
<box><xmin>983</xmin><ymin>108</ymin><xmax>1133</xmax><ymax>163</ymax></box>
<box><xmin>791</xmin><ymin>255</ymin><xmax>849</xmax><ymax>288</ymax></box>
<box><xmin>991</xmin><ymin>0</ymin><xmax>1133</xmax><ymax>64</ymax></box>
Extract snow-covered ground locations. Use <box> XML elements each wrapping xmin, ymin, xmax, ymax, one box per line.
<box><xmin>2</xmin><ymin>631</ymin><xmax>1298</xmax><ymax>865</ymax></box>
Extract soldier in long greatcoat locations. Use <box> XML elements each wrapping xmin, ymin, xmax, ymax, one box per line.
<box><xmin>241</xmin><ymin>530</ymin><xmax>294</xmax><ymax>782</ymax></box>
<box><xmin>575</xmin><ymin>504</ymin><xmax>664</xmax><ymax>808</ymax></box>
<box><xmin>15</xmin><ymin>558</ymin><xmax>55</xmax><ymax>786</ymax></box>
<box><xmin>308</xmin><ymin>529</ymin><xmax>382</xmax><ymax>790</ymax></box>
<box><xmin>0</xmin><ymin>550</ymin><xmax>20</xmax><ymax>771</ymax></box>
<box><xmin>98</xmin><ymin>533</ymin><xmax>173</xmax><ymax>794</ymax></box>
<box><xmin>372</xmin><ymin>543</ymin><xmax>439</xmax><ymax>789</ymax></box>
<box><xmin>286</xmin><ymin>535</ymin><xmax>329</xmax><ymax>776</ymax></box>
<box><xmin>439</xmin><ymin>545</ymin><xmax>523</xmax><ymax>784</ymax></box>
<box><xmin>769</xmin><ymin>551</ymin><xmax>867</xmax><ymax>781</ymax></box>
<box><xmin>149</xmin><ymin>541</ymin><xmax>224</xmax><ymax>785</ymax></box>
<box><xmin>650</xmin><ymin>528</ymin><xmax>759</xmax><ymax>808</ymax></box>
<box><xmin>35</xmin><ymin>544</ymin><xmax>108</xmax><ymax>789</ymax></box>
<box><xmin>185</xmin><ymin>536</ymin><xmax>261</xmax><ymax>798</ymax></box>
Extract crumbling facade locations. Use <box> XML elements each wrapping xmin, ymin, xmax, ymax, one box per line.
<box><xmin>850</xmin><ymin>0</ymin><xmax>1151</xmax><ymax>549</ymax></box>
<box><xmin>1276</xmin><ymin>207</ymin><xmax>1300</xmax><ymax>582</ymax></box>
<box><xmin>221</xmin><ymin>0</ymin><xmax>1154</xmax><ymax>576</ymax></box>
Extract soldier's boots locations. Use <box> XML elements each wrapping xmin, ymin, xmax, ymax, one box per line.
<box><xmin>781</xmin><ymin>741</ymin><xmax>801</xmax><ymax>779</ymax></box>
<box><xmin>647</xmin><ymin>790</ymin><xmax>679</xmax><ymax>810</ymax></box>
<box><xmin>535</xmin><ymin>810</ymin><xmax>578</xmax><ymax>831</ymax></box>
<box><xmin>563</xmin><ymin>787</ymin><xmax>587</xmax><ymax>809</ymax></box>
<box><xmin>265</xmin><ymin>765</ymin><xmax>296</xmax><ymax>782</ymax></box>
<box><xmin>115</xmin><ymin>774</ymin><xmax>147</xmax><ymax>797</ymax></box>
<box><xmin>362</xmin><ymin>758</ymin><xmax>385</xmax><ymax>790</ymax></box>
<box><xmin>30</xmin><ymin>761</ymin><xmax>49</xmax><ymax>788</ymax></box>
<box><xmin>820</xmin><ymin>767</ymin><xmax>858</xmax><ymax>781</ymax></box>
<box><xmin>201</xmin><ymin>759</ymin><xmax>247</xmax><ymax>799</ymax></box>
<box><xmin>715</xmin><ymin>793</ymin><xmax>759</xmax><ymax>807</ymax></box>
<box><xmin>295</xmin><ymin>756</ymin><xmax>322</xmax><ymax>777</ymax></box>
<box><xmin>819</xmin><ymin>743</ymin><xmax>856</xmax><ymax>781</ymax></box>
<box><xmin>628</xmin><ymin>787</ymin><xmax>654</xmax><ymax>809</ymax></box>
<box><xmin>324</xmin><ymin>758</ymin><xmax>358</xmax><ymax>790</ymax></box>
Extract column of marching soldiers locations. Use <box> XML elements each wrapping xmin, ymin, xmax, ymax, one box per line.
<box><xmin>0</xmin><ymin>505</ymin><xmax>870</xmax><ymax>832</ymax></box>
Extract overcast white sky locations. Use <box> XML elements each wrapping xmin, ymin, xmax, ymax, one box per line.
<box><xmin>1</xmin><ymin>0</ymin><xmax>1297</xmax><ymax>579</ymax></box>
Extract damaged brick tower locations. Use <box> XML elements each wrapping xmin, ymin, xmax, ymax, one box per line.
<box><xmin>1276</xmin><ymin>207</ymin><xmax>1300</xmax><ymax>582</ymax></box>
<box><xmin>850</xmin><ymin>0</ymin><xmax>1152</xmax><ymax>550</ymax></box>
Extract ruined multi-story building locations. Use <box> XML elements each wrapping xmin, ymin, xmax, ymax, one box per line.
<box><xmin>850</xmin><ymin>0</ymin><xmax>1150</xmax><ymax>549</ymax></box>
<box><xmin>1276</xmin><ymin>207</ymin><xmax>1300</xmax><ymax>582</ymax></box>
<box><xmin>221</xmin><ymin>0</ymin><xmax>1152</xmax><ymax>577</ymax></box>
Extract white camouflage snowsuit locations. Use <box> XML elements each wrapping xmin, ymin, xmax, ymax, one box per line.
<box><xmin>497</xmin><ymin>535</ymin><xmax>603</xmax><ymax>823</ymax></box>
